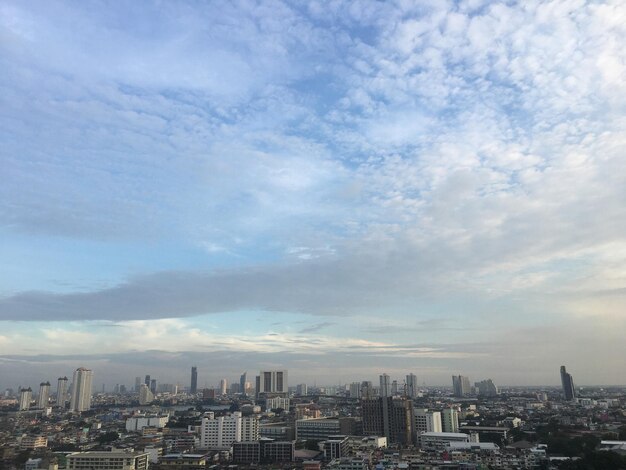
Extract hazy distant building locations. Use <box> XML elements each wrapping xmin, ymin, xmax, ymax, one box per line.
<box><xmin>296</xmin><ymin>383</ymin><xmax>308</xmax><ymax>396</ymax></box>
<box><xmin>37</xmin><ymin>382</ymin><xmax>50</xmax><ymax>409</ymax></box>
<box><xmin>144</xmin><ymin>375</ymin><xmax>150</xmax><ymax>386</ymax></box>
<box><xmin>139</xmin><ymin>384</ymin><xmax>154</xmax><ymax>405</ymax></box>
<box><xmin>406</xmin><ymin>374</ymin><xmax>418</xmax><ymax>398</ymax></box>
<box><xmin>266</xmin><ymin>397</ymin><xmax>290</xmax><ymax>411</ymax></box>
<box><xmin>349</xmin><ymin>382</ymin><xmax>361</xmax><ymax>399</ymax></box>
<box><xmin>239</xmin><ymin>372</ymin><xmax>247</xmax><ymax>396</ymax></box>
<box><xmin>19</xmin><ymin>387</ymin><xmax>32</xmax><ymax>411</ymax></box>
<box><xmin>56</xmin><ymin>377</ymin><xmax>68</xmax><ymax>407</ymax></box>
<box><xmin>258</xmin><ymin>370</ymin><xmax>288</xmax><ymax>395</ymax></box>
<box><xmin>560</xmin><ymin>366</ymin><xmax>576</xmax><ymax>401</ymax></box>
<box><xmin>361</xmin><ymin>381</ymin><xmax>373</xmax><ymax>398</ymax></box>
<box><xmin>135</xmin><ymin>376</ymin><xmax>141</xmax><ymax>392</ymax></box>
<box><xmin>150</xmin><ymin>379</ymin><xmax>157</xmax><ymax>394</ymax></box>
<box><xmin>362</xmin><ymin>396</ymin><xmax>413</xmax><ymax>445</ymax></box>
<box><xmin>379</xmin><ymin>374</ymin><xmax>391</xmax><ymax>397</ymax></box>
<box><xmin>219</xmin><ymin>378</ymin><xmax>228</xmax><ymax>395</ymax></box>
<box><xmin>442</xmin><ymin>408</ymin><xmax>459</xmax><ymax>433</ymax></box>
<box><xmin>70</xmin><ymin>368</ymin><xmax>93</xmax><ymax>412</ymax></box>
<box><xmin>452</xmin><ymin>375</ymin><xmax>471</xmax><ymax>397</ymax></box>
<box><xmin>191</xmin><ymin>367</ymin><xmax>198</xmax><ymax>394</ymax></box>
<box><xmin>475</xmin><ymin>379</ymin><xmax>498</xmax><ymax>397</ymax></box>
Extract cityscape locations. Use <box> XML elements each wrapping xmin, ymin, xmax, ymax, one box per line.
<box><xmin>1</xmin><ymin>0</ymin><xmax>626</xmax><ymax>469</ymax></box>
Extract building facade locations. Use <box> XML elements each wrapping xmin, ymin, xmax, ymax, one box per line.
<box><xmin>70</xmin><ymin>367</ymin><xmax>93</xmax><ymax>412</ymax></box>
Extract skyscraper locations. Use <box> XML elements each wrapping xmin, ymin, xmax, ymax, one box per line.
<box><xmin>258</xmin><ymin>370</ymin><xmax>288</xmax><ymax>395</ymax></box>
<box><xmin>144</xmin><ymin>375</ymin><xmax>151</xmax><ymax>387</ymax></box>
<box><xmin>150</xmin><ymin>379</ymin><xmax>157</xmax><ymax>394</ymax></box>
<box><xmin>139</xmin><ymin>383</ymin><xmax>154</xmax><ymax>405</ymax></box>
<box><xmin>362</xmin><ymin>396</ymin><xmax>413</xmax><ymax>445</ymax></box>
<box><xmin>452</xmin><ymin>375</ymin><xmax>471</xmax><ymax>397</ymax></box>
<box><xmin>191</xmin><ymin>367</ymin><xmax>198</xmax><ymax>394</ymax></box>
<box><xmin>37</xmin><ymin>381</ymin><xmax>50</xmax><ymax>409</ymax></box>
<box><xmin>219</xmin><ymin>378</ymin><xmax>228</xmax><ymax>395</ymax></box>
<box><xmin>475</xmin><ymin>379</ymin><xmax>498</xmax><ymax>397</ymax></box>
<box><xmin>135</xmin><ymin>376</ymin><xmax>142</xmax><ymax>393</ymax></box>
<box><xmin>406</xmin><ymin>373</ymin><xmax>418</xmax><ymax>398</ymax></box>
<box><xmin>442</xmin><ymin>407</ymin><xmax>459</xmax><ymax>433</ymax></box>
<box><xmin>56</xmin><ymin>377</ymin><xmax>68</xmax><ymax>407</ymax></box>
<box><xmin>560</xmin><ymin>366</ymin><xmax>576</xmax><ymax>401</ymax></box>
<box><xmin>19</xmin><ymin>387</ymin><xmax>32</xmax><ymax>411</ymax></box>
<box><xmin>239</xmin><ymin>372</ymin><xmax>247</xmax><ymax>396</ymax></box>
<box><xmin>70</xmin><ymin>367</ymin><xmax>93</xmax><ymax>412</ymax></box>
<box><xmin>379</xmin><ymin>373</ymin><xmax>391</xmax><ymax>397</ymax></box>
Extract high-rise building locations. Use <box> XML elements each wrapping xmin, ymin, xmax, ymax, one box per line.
<box><xmin>19</xmin><ymin>387</ymin><xmax>32</xmax><ymax>411</ymax></box>
<box><xmin>379</xmin><ymin>374</ymin><xmax>391</xmax><ymax>397</ymax></box>
<box><xmin>219</xmin><ymin>379</ymin><xmax>228</xmax><ymax>395</ymax></box>
<box><xmin>560</xmin><ymin>366</ymin><xmax>576</xmax><ymax>401</ymax></box>
<box><xmin>442</xmin><ymin>408</ymin><xmax>459</xmax><ymax>433</ymax></box>
<box><xmin>391</xmin><ymin>380</ymin><xmax>399</xmax><ymax>396</ymax></box>
<box><xmin>135</xmin><ymin>376</ymin><xmax>142</xmax><ymax>392</ymax></box>
<box><xmin>296</xmin><ymin>383</ymin><xmax>308</xmax><ymax>396</ymax></box>
<box><xmin>258</xmin><ymin>370</ymin><xmax>288</xmax><ymax>395</ymax></box>
<box><xmin>200</xmin><ymin>412</ymin><xmax>243</xmax><ymax>449</ymax></box>
<box><xmin>150</xmin><ymin>379</ymin><xmax>157</xmax><ymax>394</ymax></box>
<box><xmin>414</xmin><ymin>409</ymin><xmax>442</xmax><ymax>436</ymax></box>
<box><xmin>452</xmin><ymin>375</ymin><xmax>471</xmax><ymax>397</ymax></box>
<box><xmin>144</xmin><ymin>375</ymin><xmax>151</xmax><ymax>387</ymax></box>
<box><xmin>56</xmin><ymin>377</ymin><xmax>68</xmax><ymax>407</ymax></box>
<box><xmin>475</xmin><ymin>379</ymin><xmax>498</xmax><ymax>397</ymax></box>
<box><xmin>361</xmin><ymin>381</ymin><xmax>373</xmax><ymax>398</ymax></box>
<box><xmin>70</xmin><ymin>367</ymin><xmax>93</xmax><ymax>412</ymax></box>
<box><xmin>362</xmin><ymin>396</ymin><xmax>413</xmax><ymax>445</ymax></box>
<box><xmin>242</xmin><ymin>415</ymin><xmax>260</xmax><ymax>441</ymax></box>
<box><xmin>239</xmin><ymin>371</ymin><xmax>246</xmax><ymax>396</ymax></box>
<box><xmin>138</xmin><ymin>384</ymin><xmax>154</xmax><ymax>405</ymax></box>
<box><xmin>406</xmin><ymin>374</ymin><xmax>418</xmax><ymax>398</ymax></box>
<box><xmin>349</xmin><ymin>382</ymin><xmax>361</xmax><ymax>399</ymax></box>
<box><xmin>37</xmin><ymin>382</ymin><xmax>51</xmax><ymax>409</ymax></box>
<box><xmin>191</xmin><ymin>367</ymin><xmax>198</xmax><ymax>394</ymax></box>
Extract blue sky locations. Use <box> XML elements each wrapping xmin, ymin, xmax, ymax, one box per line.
<box><xmin>1</xmin><ymin>0</ymin><xmax>625</xmax><ymax>389</ymax></box>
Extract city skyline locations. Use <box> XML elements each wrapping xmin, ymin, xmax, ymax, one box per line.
<box><xmin>1</xmin><ymin>0</ymin><xmax>626</xmax><ymax>387</ymax></box>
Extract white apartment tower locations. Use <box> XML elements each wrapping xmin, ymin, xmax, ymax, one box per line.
<box><xmin>414</xmin><ymin>409</ymin><xmax>442</xmax><ymax>435</ymax></box>
<box><xmin>242</xmin><ymin>415</ymin><xmax>260</xmax><ymax>441</ymax></box>
<box><xmin>70</xmin><ymin>367</ymin><xmax>93</xmax><ymax>412</ymax></box>
<box><xmin>37</xmin><ymin>382</ymin><xmax>51</xmax><ymax>409</ymax></box>
<box><xmin>219</xmin><ymin>379</ymin><xmax>228</xmax><ymax>395</ymax></box>
<box><xmin>19</xmin><ymin>387</ymin><xmax>32</xmax><ymax>411</ymax></box>
<box><xmin>200</xmin><ymin>412</ymin><xmax>242</xmax><ymax>449</ymax></box>
<box><xmin>56</xmin><ymin>377</ymin><xmax>69</xmax><ymax>407</ymax></box>
<box><xmin>138</xmin><ymin>384</ymin><xmax>154</xmax><ymax>405</ymax></box>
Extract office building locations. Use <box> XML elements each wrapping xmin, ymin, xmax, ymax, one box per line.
<box><xmin>361</xmin><ymin>381</ymin><xmax>373</xmax><ymax>398</ymax></box>
<box><xmin>135</xmin><ymin>376</ymin><xmax>142</xmax><ymax>393</ymax></box>
<box><xmin>219</xmin><ymin>378</ymin><xmax>228</xmax><ymax>395</ymax></box>
<box><xmin>258</xmin><ymin>370</ymin><xmax>288</xmax><ymax>394</ymax></box>
<box><xmin>66</xmin><ymin>451</ymin><xmax>148</xmax><ymax>470</ymax></box>
<box><xmin>239</xmin><ymin>371</ymin><xmax>247</xmax><ymax>396</ymax></box>
<box><xmin>406</xmin><ymin>374</ymin><xmax>418</xmax><ymax>398</ymax></box>
<box><xmin>139</xmin><ymin>384</ymin><xmax>154</xmax><ymax>405</ymax></box>
<box><xmin>442</xmin><ymin>408</ymin><xmax>459</xmax><ymax>433</ymax></box>
<box><xmin>323</xmin><ymin>436</ymin><xmax>350</xmax><ymax>460</ymax></box>
<box><xmin>296</xmin><ymin>383</ymin><xmax>308</xmax><ymax>396</ymax></box>
<box><xmin>560</xmin><ymin>366</ymin><xmax>576</xmax><ymax>401</ymax></box>
<box><xmin>361</xmin><ymin>397</ymin><xmax>413</xmax><ymax>445</ymax></box>
<box><xmin>150</xmin><ymin>379</ymin><xmax>157</xmax><ymax>394</ymax></box>
<box><xmin>452</xmin><ymin>375</ymin><xmax>471</xmax><ymax>397</ymax></box>
<box><xmin>200</xmin><ymin>412</ymin><xmax>242</xmax><ymax>449</ymax></box>
<box><xmin>475</xmin><ymin>379</ymin><xmax>498</xmax><ymax>397</ymax></box>
<box><xmin>414</xmin><ymin>409</ymin><xmax>442</xmax><ymax>436</ymax></box>
<box><xmin>262</xmin><ymin>440</ymin><xmax>295</xmax><ymax>462</ymax></box>
<box><xmin>379</xmin><ymin>374</ymin><xmax>391</xmax><ymax>397</ymax></box>
<box><xmin>296</xmin><ymin>418</ymin><xmax>342</xmax><ymax>441</ymax></box>
<box><xmin>19</xmin><ymin>387</ymin><xmax>32</xmax><ymax>411</ymax></box>
<box><xmin>70</xmin><ymin>368</ymin><xmax>93</xmax><ymax>412</ymax></box>
<box><xmin>190</xmin><ymin>367</ymin><xmax>198</xmax><ymax>394</ymax></box>
<box><xmin>56</xmin><ymin>377</ymin><xmax>69</xmax><ymax>407</ymax></box>
<box><xmin>37</xmin><ymin>382</ymin><xmax>50</xmax><ymax>409</ymax></box>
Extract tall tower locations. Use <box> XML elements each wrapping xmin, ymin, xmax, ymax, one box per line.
<box><xmin>452</xmin><ymin>375</ymin><xmax>471</xmax><ymax>397</ymax></box>
<box><xmin>406</xmin><ymin>373</ymin><xmax>418</xmax><ymax>398</ymax></box>
<box><xmin>258</xmin><ymin>370</ymin><xmax>288</xmax><ymax>395</ymax></box>
<box><xmin>135</xmin><ymin>376</ymin><xmax>142</xmax><ymax>392</ymax></box>
<box><xmin>379</xmin><ymin>373</ymin><xmax>391</xmax><ymax>397</ymax></box>
<box><xmin>56</xmin><ymin>377</ymin><xmax>68</xmax><ymax>407</ymax></box>
<box><xmin>239</xmin><ymin>372</ymin><xmax>247</xmax><ymax>396</ymax></box>
<box><xmin>190</xmin><ymin>367</ymin><xmax>198</xmax><ymax>394</ymax></box>
<box><xmin>220</xmin><ymin>378</ymin><xmax>228</xmax><ymax>395</ymax></box>
<box><xmin>37</xmin><ymin>382</ymin><xmax>51</xmax><ymax>409</ymax></box>
<box><xmin>560</xmin><ymin>366</ymin><xmax>576</xmax><ymax>401</ymax></box>
<box><xmin>19</xmin><ymin>387</ymin><xmax>32</xmax><ymax>411</ymax></box>
<box><xmin>70</xmin><ymin>367</ymin><xmax>93</xmax><ymax>412</ymax></box>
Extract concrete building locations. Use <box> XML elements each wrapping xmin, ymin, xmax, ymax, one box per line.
<box><xmin>242</xmin><ymin>415</ymin><xmax>260</xmax><ymax>442</ymax></box>
<box><xmin>239</xmin><ymin>372</ymin><xmax>247</xmax><ymax>396</ymax></box>
<box><xmin>159</xmin><ymin>453</ymin><xmax>210</xmax><ymax>469</ymax></box>
<box><xmin>296</xmin><ymin>383</ymin><xmax>308</xmax><ymax>396</ymax></box>
<box><xmin>560</xmin><ymin>365</ymin><xmax>576</xmax><ymax>401</ymax></box>
<box><xmin>233</xmin><ymin>442</ymin><xmax>261</xmax><ymax>464</ymax></box>
<box><xmin>139</xmin><ymin>384</ymin><xmax>154</xmax><ymax>405</ymax></box>
<box><xmin>475</xmin><ymin>379</ymin><xmax>498</xmax><ymax>397</ymax></box>
<box><xmin>349</xmin><ymin>382</ymin><xmax>361</xmax><ymax>399</ymax></box>
<box><xmin>414</xmin><ymin>409</ymin><xmax>442</xmax><ymax>436</ymax></box>
<box><xmin>200</xmin><ymin>412</ymin><xmax>242</xmax><ymax>449</ymax></box>
<box><xmin>258</xmin><ymin>370</ymin><xmax>288</xmax><ymax>395</ymax></box>
<box><xmin>70</xmin><ymin>367</ymin><xmax>93</xmax><ymax>412</ymax></box>
<box><xmin>19</xmin><ymin>436</ymin><xmax>48</xmax><ymax>450</ymax></box>
<box><xmin>379</xmin><ymin>374</ymin><xmax>391</xmax><ymax>397</ymax></box>
<box><xmin>296</xmin><ymin>418</ymin><xmax>342</xmax><ymax>441</ymax></box>
<box><xmin>19</xmin><ymin>388</ymin><xmax>32</xmax><ymax>411</ymax></box>
<box><xmin>126</xmin><ymin>414</ymin><xmax>169</xmax><ymax>431</ymax></box>
<box><xmin>452</xmin><ymin>375</ymin><xmax>471</xmax><ymax>397</ymax></box>
<box><xmin>56</xmin><ymin>377</ymin><xmax>69</xmax><ymax>407</ymax></box>
<box><xmin>190</xmin><ymin>367</ymin><xmax>198</xmax><ymax>394</ymax></box>
<box><xmin>266</xmin><ymin>396</ymin><xmax>290</xmax><ymax>412</ymax></box>
<box><xmin>323</xmin><ymin>436</ymin><xmax>349</xmax><ymax>460</ymax></box>
<box><xmin>442</xmin><ymin>408</ymin><xmax>459</xmax><ymax>433</ymax></box>
<box><xmin>262</xmin><ymin>440</ymin><xmax>295</xmax><ymax>462</ymax></box>
<box><xmin>37</xmin><ymin>382</ymin><xmax>50</xmax><ymax>409</ymax></box>
<box><xmin>66</xmin><ymin>451</ymin><xmax>149</xmax><ymax>470</ymax></box>
<box><xmin>419</xmin><ymin>432</ymin><xmax>471</xmax><ymax>450</ymax></box>
<box><xmin>406</xmin><ymin>374</ymin><xmax>418</xmax><ymax>398</ymax></box>
<box><xmin>361</xmin><ymin>397</ymin><xmax>413</xmax><ymax>445</ymax></box>
<box><xmin>360</xmin><ymin>381</ymin><xmax>373</xmax><ymax>399</ymax></box>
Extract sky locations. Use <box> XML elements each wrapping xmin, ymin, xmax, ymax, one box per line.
<box><xmin>1</xmin><ymin>0</ymin><xmax>625</xmax><ymax>391</ymax></box>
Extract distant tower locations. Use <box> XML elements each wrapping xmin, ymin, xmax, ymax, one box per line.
<box><xmin>258</xmin><ymin>370</ymin><xmax>288</xmax><ymax>395</ymax></box>
<box><xmin>219</xmin><ymin>379</ymin><xmax>228</xmax><ymax>395</ymax></box>
<box><xmin>379</xmin><ymin>374</ymin><xmax>391</xmax><ymax>397</ymax></box>
<box><xmin>452</xmin><ymin>375</ymin><xmax>471</xmax><ymax>397</ymax></box>
<box><xmin>560</xmin><ymin>366</ymin><xmax>576</xmax><ymax>401</ymax></box>
<box><xmin>135</xmin><ymin>376</ymin><xmax>142</xmax><ymax>393</ymax></box>
<box><xmin>406</xmin><ymin>373</ymin><xmax>418</xmax><ymax>398</ymax></box>
<box><xmin>70</xmin><ymin>367</ymin><xmax>93</xmax><ymax>412</ymax></box>
<box><xmin>442</xmin><ymin>408</ymin><xmax>459</xmax><ymax>433</ymax></box>
<box><xmin>139</xmin><ymin>383</ymin><xmax>154</xmax><ymax>405</ymax></box>
<box><xmin>37</xmin><ymin>382</ymin><xmax>51</xmax><ymax>409</ymax></box>
<box><xmin>191</xmin><ymin>367</ymin><xmax>198</xmax><ymax>394</ymax></box>
<box><xmin>56</xmin><ymin>377</ymin><xmax>68</xmax><ymax>407</ymax></box>
<box><xmin>19</xmin><ymin>387</ymin><xmax>32</xmax><ymax>411</ymax></box>
<box><xmin>150</xmin><ymin>379</ymin><xmax>157</xmax><ymax>394</ymax></box>
<box><xmin>144</xmin><ymin>375</ymin><xmax>151</xmax><ymax>387</ymax></box>
<box><xmin>239</xmin><ymin>372</ymin><xmax>247</xmax><ymax>396</ymax></box>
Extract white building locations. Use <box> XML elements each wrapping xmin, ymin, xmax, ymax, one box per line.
<box><xmin>70</xmin><ymin>368</ymin><xmax>93</xmax><ymax>412</ymax></box>
<box><xmin>200</xmin><ymin>412</ymin><xmax>242</xmax><ymax>449</ymax></box>
<box><xmin>420</xmin><ymin>432</ymin><xmax>471</xmax><ymax>450</ymax></box>
<box><xmin>266</xmin><ymin>397</ymin><xmax>290</xmax><ymax>411</ymax></box>
<box><xmin>66</xmin><ymin>451</ymin><xmax>148</xmax><ymax>470</ymax></box>
<box><xmin>19</xmin><ymin>388</ymin><xmax>32</xmax><ymax>411</ymax></box>
<box><xmin>258</xmin><ymin>370</ymin><xmax>288</xmax><ymax>394</ymax></box>
<box><xmin>139</xmin><ymin>384</ymin><xmax>154</xmax><ymax>405</ymax></box>
<box><xmin>442</xmin><ymin>408</ymin><xmax>459</xmax><ymax>433</ymax></box>
<box><xmin>56</xmin><ymin>377</ymin><xmax>68</xmax><ymax>407</ymax></box>
<box><xmin>414</xmin><ymin>409</ymin><xmax>442</xmax><ymax>435</ymax></box>
<box><xmin>406</xmin><ymin>374</ymin><xmax>418</xmax><ymax>398</ymax></box>
<box><xmin>296</xmin><ymin>383</ymin><xmax>308</xmax><ymax>396</ymax></box>
<box><xmin>219</xmin><ymin>379</ymin><xmax>228</xmax><ymax>395</ymax></box>
<box><xmin>242</xmin><ymin>415</ymin><xmax>260</xmax><ymax>441</ymax></box>
<box><xmin>37</xmin><ymin>382</ymin><xmax>50</xmax><ymax>409</ymax></box>
<box><xmin>125</xmin><ymin>414</ymin><xmax>169</xmax><ymax>432</ymax></box>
